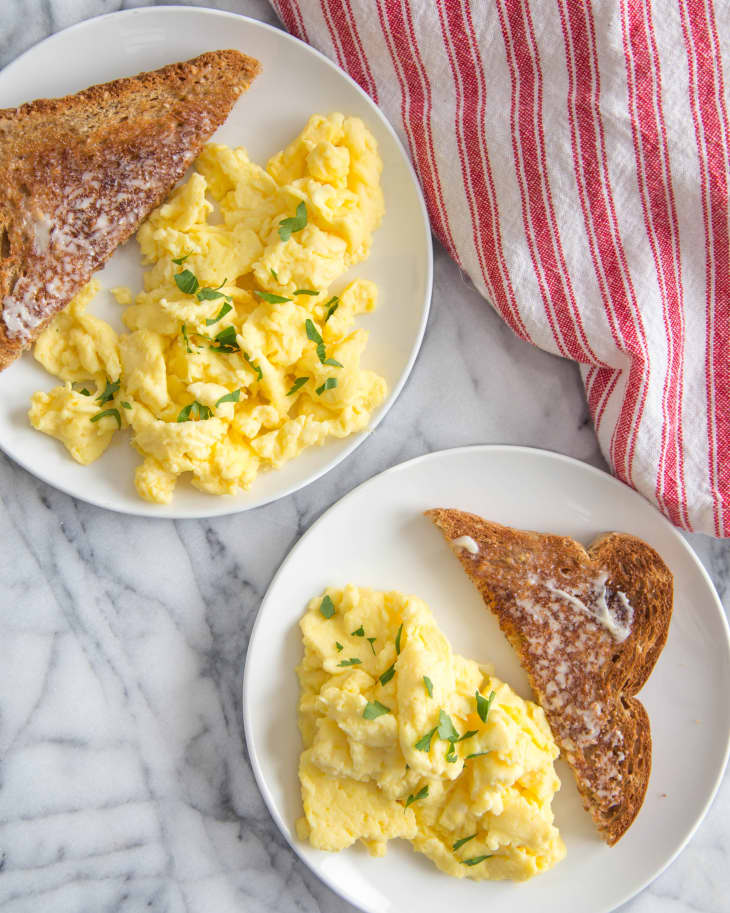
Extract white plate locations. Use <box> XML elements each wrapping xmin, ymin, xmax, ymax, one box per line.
<box><xmin>244</xmin><ymin>445</ymin><xmax>730</xmax><ymax>913</ymax></box>
<box><xmin>0</xmin><ymin>7</ymin><xmax>432</xmax><ymax>518</ymax></box>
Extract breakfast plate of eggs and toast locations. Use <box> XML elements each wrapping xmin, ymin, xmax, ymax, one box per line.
<box><xmin>0</xmin><ymin>7</ymin><xmax>432</xmax><ymax>517</ymax></box>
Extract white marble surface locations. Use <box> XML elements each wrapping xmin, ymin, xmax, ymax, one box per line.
<box><xmin>0</xmin><ymin>2</ymin><xmax>728</xmax><ymax>911</ymax></box>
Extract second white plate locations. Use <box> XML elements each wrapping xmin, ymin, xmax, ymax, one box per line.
<box><xmin>244</xmin><ymin>445</ymin><xmax>730</xmax><ymax>913</ymax></box>
<box><xmin>0</xmin><ymin>7</ymin><xmax>432</xmax><ymax>517</ymax></box>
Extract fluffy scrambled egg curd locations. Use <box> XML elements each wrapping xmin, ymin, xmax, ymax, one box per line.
<box><xmin>28</xmin><ymin>113</ymin><xmax>387</xmax><ymax>503</ymax></box>
<box><xmin>297</xmin><ymin>586</ymin><xmax>566</xmax><ymax>882</ymax></box>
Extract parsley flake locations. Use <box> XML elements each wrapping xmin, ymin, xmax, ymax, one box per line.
<box><xmin>379</xmin><ymin>663</ymin><xmax>396</xmax><ymax>686</ymax></box>
<box><xmin>254</xmin><ymin>290</ymin><xmax>292</xmax><ymax>304</ymax></box>
<box><xmin>319</xmin><ymin>595</ymin><xmax>335</xmax><ymax>619</ymax></box>
<box><xmin>324</xmin><ymin>296</ymin><xmax>339</xmax><ymax>321</ymax></box>
<box><xmin>286</xmin><ymin>376</ymin><xmax>309</xmax><ymax>396</ymax></box>
<box><xmin>90</xmin><ymin>408</ymin><xmax>121</xmax><ymax>429</ymax></box>
<box><xmin>121</xmin><ymin>401</ymin><xmax>132</xmax><ymax>410</ymax></box>
<box><xmin>205</xmin><ymin>301</ymin><xmax>233</xmax><ymax>325</ymax></box>
<box><xmin>465</xmin><ymin>751</ymin><xmax>490</xmax><ymax>760</ymax></box>
<box><xmin>405</xmin><ymin>785</ymin><xmax>429</xmax><ymax>809</ymax></box>
<box><xmin>457</xmin><ymin>730</ymin><xmax>479</xmax><ymax>742</ymax></box>
<box><xmin>79</xmin><ymin>388</ymin><xmax>91</xmax><ymax>396</ymax></box>
<box><xmin>197</xmin><ymin>279</ymin><xmax>229</xmax><ymax>302</ymax></box>
<box><xmin>462</xmin><ymin>855</ymin><xmax>492</xmax><ymax>867</ymax></box>
<box><xmin>294</xmin><ymin>289</ymin><xmax>318</xmax><ymax>296</ymax></box>
<box><xmin>215</xmin><ymin>389</ymin><xmax>241</xmax><ymax>407</ymax></box>
<box><xmin>335</xmin><ymin>641</ymin><xmax>344</xmax><ymax>652</ymax></box>
<box><xmin>351</xmin><ymin>625</ymin><xmax>365</xmax><ymax>637</ymax></box>
<box><xmin>445</xmin><ymin>742</ymin><xmax>458</xmax><ymax>763</ymax></box>
<box><xmin>363</xmin><ymin>700</ymin><xmax>390</xmax><ymax>720</ymax></box>
<box><xmin>316</xmin><ymin>378</ymin><xmax>337</xmax><ymax>395</ymax></box>
<box><xmin>305</xmin><ymin>319</ymin><xmax>323</xmax><ymax>345</ymax></box>
<box><xmin>174</xmin><ymin>269</ymin><xmax>199</xmax><ymax>295</ymax></box>
<box><xmin>414</xmin><ymin>727</ymin><xmax>437</xmax><ymax>752</ymax></box>
<box><xmin>172</xmin><ymin>252</ymin><xmax>191</xmax><ymax>265</ymax></box>
<box><xmin>211</xmin><ymin>325</ymin><xmax>240</xmax><ymax>353</ymax></box>
<box><xmin>437</xmin><ymin>710</ymin><xmax>459</xmax><ymax>743</ymax></box>
<box><xmin>244</xmin><ymin>352</ymin><xmax>263</xmax><ymax>380</ymax></box>
<box><xmin>278</xmin><ymin>201</ymin><xmax>307</xmax><ymax>241</ymax></box>
<box><xmin>452</xmin><ymin>833</ymin><xmax>477</xmax><ymax>851</ymax></box>
<box><xmin>476</xmin><ymin>689</ymin><xmax>496</xmax><ymax>723</ymax></box>
<box><xmin>176</xmin><ymin>401</ymin><xmax>213</xmax><ymax>423</ymax></box>
<box><xmin>337</xmin><ymin>658</ymin><xmax>362</xmax><ymax>667</ymax></box>
<box><xmin>395</xmin><ymin>623</ymin><xmax>403</xmax><ymax>655</ymax></box>
<box><xmin>270</xmin><ymin>268</ymin><xmax>279</xmax><ymax>281</ymax></box>
<box><xmin>96</xmin><ymin>378</ymin><xmax>120</xmax><ymax>405</ymax></box>
<box><xmin>367</xmin><ymin>636</ymin><xmax>377</xmax><ymax>655</ymax></box>
<box><xmin>423</xmin><ymin>676</ymin><xmax>433</xmax><ymax>698</ymax></box>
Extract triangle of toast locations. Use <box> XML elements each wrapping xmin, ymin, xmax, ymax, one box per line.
<box><xmin>0</xmin><ymin>50</ymin><xmax>260</xmax><ymax>370</ymax></box>
<box><xmin>426</xmin><ymin>508</ymin><xmax>673</xmax><ymax>845</ymax></box>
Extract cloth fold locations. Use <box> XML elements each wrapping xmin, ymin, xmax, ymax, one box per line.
<box><xmin>271</xmin><ymin>0</ymin><xmax>729</xmax><ymax>537</ymax></box>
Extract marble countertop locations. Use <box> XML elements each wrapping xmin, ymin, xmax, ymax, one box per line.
<box><xmin>1</xmin><ymin>2</ymin><xmax>728</xmax><ymax>912</ymax></box>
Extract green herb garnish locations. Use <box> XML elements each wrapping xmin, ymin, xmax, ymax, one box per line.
<box><xmin>367</xmin><ymin>636</ymin><xmax>377</xmax><ymax>654</ymax></box>
<box><xmin>395</xmin><ymin>623</ymin><xmax>403</xmax><ymax>655</ymax></box>
<box><xmin>121</xmin><ymin>401</ymin><xmax>132</xmax><ymax>410</ymax></box>
<box><xmin>270</xmin><ymin>268</ymin><xmax>279</xmax><ymax>281</ymax></box>
<box><xmin>294</xmin><ymin>289</ymin><xmax>318</xmax><ymax>296</ymax></box>
<box><xmin>363</xmin><ymin>700</ymin><xmax>390</xmax><ymax>720</ymax></box>
<box><xmin>215</xmin><ymin>389</ymin><xmax>241</xmax><ymax>407</ymax></box>
<box><xmin>324</xmin><ymin>296</ymin><xmax>339</xmax><ymax>321</ymax></box>
<box><xmin>316</xmin><ymin>378</ymin><xmax>337</xmax><ymax>395</ymax></box>
<box><xmin>379</xmin><ymin>663</ymin><xmax>396</xmax><ymax>686</ymax></box>
<box><xmin>456</xmin><ymin>730</ymin><xmax>478</xmax><ymax>742</ymax></box>
<box><xmin>176</xmin><ymin>401</ymin><xmax>213</xmax><ymax>423</ymax></box>
<box><xmin>322</xmin><ymin>354</ymin><xmax>343</xmax><ymax>368</ymax></box>
<box><xmin>255</xmin><ymin>290</ymin><xmax>292</xmax><ymax>304</ymax></box>
<box><xmin>174</xmin><ymin>269</ymin><xmax>199</xmax><ymax>295</ymax></box>
<box><xmin>90</xmin><ymin>408</ymin><xmax>121</xmax><ymax>429</ymax></box>
<box><xmin>476</xmin><ymin>689</ymin><xmax>495</xmax><ymax>723</ymax></box>
<box><xmin>210</xmin><ymin>325</ymin><xmax>240</xmax><ymax>353</ymax></box>
<box><xmin>319</xmin><ymin>595</ymin><xmax>335</xmax><ymax>619</ymax></box>
<box><xmin>452</xmin><ymin>834</ymin><xmax>477</xmax><ymax>851</ymax></box>
<box><xmin>286</xmin><ymin>376</ymin><xmax>309</xmax><ymax>396</ymax></box>
<box><xmin>445</xmin><ymin>742</ymin><xmax>458</xmax><ymax>763</ymax></box>
<box><xmin>465</xmin><ymin>751</ymin><xmax>490</xmax><ymax>760</ymax></box>
<box><xmin>181</xmin><ymin>323</ymin><xmax>193</xmax><ymax>353</ymax></box>
<box><xmin>278</xmin><ymin>201</ymin><xmax>307</xmax><ymax>241</ymax></box>
<box><xmin>197</xmin><ymin>278</ymin><xmax>229</xmax><ymax>302</ymax></box>
<box><xmin>423</xmin><ymin>676</ymin><xmax>433</xmax><ymax>698</ymax></box>
<box><xmin>172</xmin><ymin>252</ymin><xmax>191</xmax><ymax>265</ymax></box>
<box><xmin>414</xmin><ymin>727</ymin><xmax>438</xmax><ymax>752</ymax></box>
<box><xmin>79</xmin><ymin>388</ymin><xmax>91</xmax><ymax>396</ymax></box>
<box><xmin>351</xmin><ymin>625</ymin><xmax>365</xmax><ymax>637</ymax></box>
<box><xmin>337</xmin><ymin>658</ymin><xmax>362</xmax><ymax>667</ymax></box>
<box><xmin>335</xmin><ymin>641</ymin><xmax>344</xmax><ymax>652</ymax></box>
<box><xmin>205</xmin><ymin>302</ymin><xmax>233</xmax><ymax>325</ymax></box>
<box><xmin>405</xmin><ymin>785</ymin><xmax>429</xmax><ymax>809</ymax></box>
<box><xmin>244</xmin><ymin>352</ymin><xmax>263</xmax><ymax>380</ymax></box>
<box><xmin>462</xmin><ymin>855</ymin><xmax>492</xmax><ymax>867</ymax></box>
<box><xmin>437</xmin><ymin>710</ymin><xmax>460</xmax><ymax>743</ymax></box>
<box><xmin>305</xmin><ymin>319</ymin><xmax>323</xmax><ymax>345</ymax></box>
<box><xmin>96</xmin><ymin>378</ymin><xmax>120</xmax><ymax>405</ymax></box>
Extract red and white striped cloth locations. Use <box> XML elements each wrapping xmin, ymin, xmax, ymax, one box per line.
<box><xmin>270</xmin><ymin>0</ymin><xmax>730</xmax><ymax>537</ymax></box>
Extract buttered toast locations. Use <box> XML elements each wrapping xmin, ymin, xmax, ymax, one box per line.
<box><xmin>0</xmin><ymin>50</ymin><xmax>260</xmax><ymax>371</ymax></box>
<box><xmin>426</xmin><ymin>509</ymin><xmax>673</xmax><ymax>845</ymax></box>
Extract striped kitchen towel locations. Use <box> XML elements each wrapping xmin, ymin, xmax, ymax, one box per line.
<box><xmin>270</xmin><ymin>0</ymin><xmax>730</xmax><ymax>537</ymax></box>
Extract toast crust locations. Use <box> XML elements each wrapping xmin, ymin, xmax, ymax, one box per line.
<box><xmin>426</xmin><ymin>509</ymin><xmax>673</xmax><ymax>845</ymax></box>
<box><xmin>0</xmin><ymin>50</ymin><xmax>261</xmax><ymax>370</ymax></box>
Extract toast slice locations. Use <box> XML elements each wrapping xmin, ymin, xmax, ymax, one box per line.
<box><xmin>426</xmin><ymin>508</ymin><xmax>673</xmax><ymax>845</ymax></box>
<box><xmin>0</xmin><ymin>50</ymin><xmax>260</xmax><ymax>370</ymax></box>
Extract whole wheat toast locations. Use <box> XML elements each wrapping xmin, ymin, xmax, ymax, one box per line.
<box><xmin>426</xmin><ymin>509</ymin><xmax>673</xmax><ymax>845</ymax></box>
<box><xmin>0</xmin><ymin>50</ymin><xmax>260</xmax><ymax>370</ymax></box>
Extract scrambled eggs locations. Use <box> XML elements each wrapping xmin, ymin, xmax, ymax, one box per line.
<box><xmin>28</xmin><ymin>113</ymin><xmax>387</xmax><ymax>503</ymax></box>
<box><xmin>297</xmin><ymin>586</ymin><xmax>566</xmax><ymax>881</ymax></box>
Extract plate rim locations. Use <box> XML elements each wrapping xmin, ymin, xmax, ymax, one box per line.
<box><xmin>242</xmin><ymin>442</ymin><xmax>730</xmax><ymax>913</ymax></box>
<box><xmin>0</xmin><ymin>5</ymin><xmax>433</xmax><ymax>519</ymax></box>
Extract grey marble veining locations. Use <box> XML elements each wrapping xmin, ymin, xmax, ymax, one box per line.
<box><xmin>0</xmin><ymin>2</ymin><xmax>728</xmax><ymax>912</ymax></box>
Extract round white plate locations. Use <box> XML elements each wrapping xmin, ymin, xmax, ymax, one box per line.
<box><xmin>0</xmin><ymin>7</ymin><xmax>432</xmax><ymax>518</ymax></box>
<box><xmin>244</xmin><ymin>445</ymin><xmax>730</xmax><ymax>913</ymax></box>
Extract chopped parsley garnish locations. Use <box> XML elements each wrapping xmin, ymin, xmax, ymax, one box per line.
<box><xmin>244</xmin><ymin>352</ymin><xmax>263</xmax><ymax>380</ymax></box>
<box><xmin>316</xmin><ymin>378</ymin><xmax>337</xmax><ymax>395</ymax></box>
<box><xmin>337</xmin><ymin>657</ymin><xmax>362</xmax><ymax>667</ymax></box>
<box><xmin>414</xmin><ymin>727</ymin><xmax>437</xmax><ymax>752</ymax></box>
<box><xmin>322</xmin><ymin>354</ymin><xmax>343</xmax><ymax>368</ymax></box>
<box><xmin>90</xmin><ymin>408</ymin><xmax>121</xmax><ymax>429</ymax></box>
<box><xmin>456</xmin><ymin>730</ymin><xmax>478</xmax><ymax>742</ymax></box>
<box><xmin>176</xmin><ymin>401</ymin><xmax>213</xmax><ymax>423</ymax></box>
<box><xmin>438</xmin><ymin>710</ymin><xmax>460</xmax><ymax>743</ymax></box>
<box><xmin>465</xmin><ymin>751</ymin><xmax>490</xmax><ymax>760</ymax></box>
<box><xmin>319</xmin><ymin>595</ymin><xmax>335</xmax><ymax>618</ymax></box>
<box><xmin>254</xmin><ymin>290</ymin><xmax>292</xmax><ymax>304</ymax></box>
<box><xmin>351</xmin><ymin>625</ymin><xmax>365</xmax><ymax>637</ymax></box>
<box><xmin>121</xmin><ymin>401</ymin><xmax>132</xmax><ymax>410</ymax></box>
<box><xmin>335</xmin><ymin>641</ymin><xmax>344</xmax><ymax>652</ymax></box>
<box><xmin>395</xmin><ymin>623</ymin><xmax>403</xmax><ymax>655</ymax></box>
<box><xmin>215</xmin><ymin>389</ymin><xmax>241</xmax><ymax>407</ymax></box>
<box><xmin>79</xmin><ymin>388</ymin><xmax>91</xmax><ymax>396</ymax></box>
<box><xmin>367</xmin><ymin>636</ymin><xmax>377</xmax><ymax>654</ymax></box>
<box><xmin>423</xmin><ymin>676</ymin><xmax>433</xmax><ymax>698</ymax></box>
<box><xmin>324</xmin><ymin>296</ymin><xmax>339</xmax><ymax>321</ymax></box>
<box><xmin>404</xmin><ymin>785</ymin><xmax>429</xmax><ymax>809</ymax></box>
<box><xmin>286</xmin><ymin>376</ymin><xmax>309</xmax><ymax>396</ymax></box>
<box><xmin>197</xmin><ymin>279</ymin><xmax>229</xmax><ymax>302</ymax></box>
<box><xmin>445</xmin><ymin>742</ymin><xmax>458</xmax><ymax>763</ymax></box>
<box><xmin>210</xmin><ymin>325</ymin><xmax>239</xmax><ymax>353</ymax></box>
<box><xmin>305</xmin><ymin>319</ymin><xmax>323</xmax><ymax>345</ymax></box>
<box><xmin>174</xmin><ymin>269</ymin><xmax>199</xmax><ymax>295</ymax></box>
<box><xmin>294</xmin><ymin>289</ymin><xmax>318</xmax><ymax>296</ymax></box>
<box><xmin>96</xmin><ymin>378</ymin><xmax>120</xmax><ymax>405</ymax></box>
<box><xmin>172</xmin><ymin>252</ymin><xmax>191</xmax><ymax>265</ymax></box>
<box><xmin>462</xmin><ymin>856</ymin><xmax>492</xmax><ymax>867</ymax></box>
<box><xmin>181</xmin><ymin>323</ymin><xmax>193</xmax><ymax>353</ymax></box>
<box><xmin>379</xmin><ymin>663</ymin><xmax>396</xmax><ymax>686</ymax></box>
<box><xmin>278</xmin><ymin>201</ymin><xmax>307</xmax><ymax>241</ymax></box>
<box><xmin>205</xmin><ymin>301</ymin><xmax>233</xmax><ymax>325</ymax></box>
<box><xmin>476</xmin><ymin>689</ymin><xmax>496</xmax><ymax>723</ymax></box>
<box><xmin>363</xmin><ymin>700</ymin><xmax>390</xmax><ymax>720</ymax></box>
<box><xmin>269</xmin><ymin>268</ymin><xmax>279</xmax><ymax>281</ymax></box>
<box><xmin>452</xmin><ymin>833</ymin><xmax>477</xmax><ymax>851</ymax></box>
